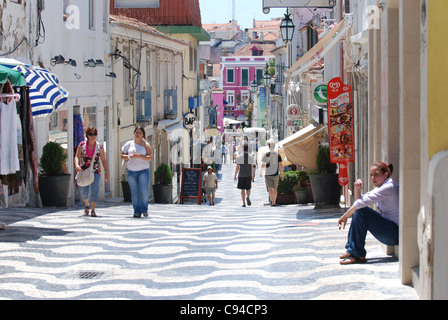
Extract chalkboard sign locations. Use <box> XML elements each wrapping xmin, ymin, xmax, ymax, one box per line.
<box><xmin>180</xmin><ymin>168</ymin><xmax>202</xmax><ymax>205</ymax></box>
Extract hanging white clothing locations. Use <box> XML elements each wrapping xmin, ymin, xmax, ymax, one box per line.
<box><xmin>0</xmin><ymin>100</ymin><xmax>20</xmax><ymax>175</ymax></box>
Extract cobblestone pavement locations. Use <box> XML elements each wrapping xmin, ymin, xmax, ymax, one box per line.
<box><xmin>0</xmin><ymin>163</ymin><xmax>418</xmax><ymax>300</ymax></box>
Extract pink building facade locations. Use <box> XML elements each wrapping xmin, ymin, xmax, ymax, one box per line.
<box><xmin>219</xmin><ymin>45</ymin><xmax>274</xmax><ymax>132</ymax></box>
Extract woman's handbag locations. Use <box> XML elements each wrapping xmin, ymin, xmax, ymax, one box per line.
<box><xmin>76</xmin><ymin>143</ymin><xmax>98</xmax><ymax>187</ymax></box>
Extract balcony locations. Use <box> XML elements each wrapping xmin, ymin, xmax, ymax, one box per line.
<box><xmin>164</xmin><ymin>89</ymin><xmax>178</xmax><ymax>119</ymax></box>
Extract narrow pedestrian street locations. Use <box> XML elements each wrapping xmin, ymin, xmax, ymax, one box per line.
<box><xmin>0</xmin><ymin>162</ymin><xmax>417</xmax><ymax>300</ymax></box>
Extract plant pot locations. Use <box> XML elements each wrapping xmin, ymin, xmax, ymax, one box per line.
<box><xmin>276</xmin><ymin>193</ymin><xmax>297</xmax><ymax>205</ymax></box>
<box><xmin>38</xmin><ymin>174</ymin><xmax>71</xmax><ymax>207</ymax></box>
<box><xmin>121</xmin><ymin>181</ymin><xmax>132</xmax><ymax>203</ymax></box>
<box><xmin>295</xmin><ymin>190</ymin><xmax>309</xmax><ymax>204</ymax></box>
<box><xmin>153</xmin><ymin>184</ymin><xmax>172</xmax><ymax>204</ymax></box>
<box><xmin>309</xmin><ymin>173</ymin><xmax>341</xmax><ymax>209</ymax></box>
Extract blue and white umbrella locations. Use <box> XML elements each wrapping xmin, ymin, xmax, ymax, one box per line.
<box><xmin>0</xmin><ymin>58</ymin><xmax>69</xmax><ymax>118</ymax></box>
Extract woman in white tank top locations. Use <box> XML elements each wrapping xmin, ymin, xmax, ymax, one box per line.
<box><xmin>121</xmin><ymin>126</ymin><xmax>153</xmax><ymax>218</ymax></box>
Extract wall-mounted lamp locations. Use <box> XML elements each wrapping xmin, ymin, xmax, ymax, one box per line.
<box><xmin>106</xmin><ymin>72</ymin><xmax>117</xmax><ymax>78</ymax></box>
<box><xmin>65</xmin><ymin>59</ymin><xmax>77</xmax><ymax>67</ymax></box>
<box><xmin>84</xmin><ymin>59</ymin><xmax>105</xmax><ymax>67</ymax></box>
<box><xmin>84</xmin><ymin>59</ymin><xmax>96</xmax><ymax>67</ymax></box>
<box><xmin>51</xmin><ymin>55</ymin><xmax>77</xmax><ymax>67</ymax></box>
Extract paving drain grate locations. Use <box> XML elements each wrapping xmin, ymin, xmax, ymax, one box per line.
<box><xmin>64</xmin><ymin>271</ymin><xmax>108</xmax><ymax>280</ymax></box>
<box><xmin>77</xmin><ymin>271</ymin><xmax>106</xmax><ymax>280</ymax></box>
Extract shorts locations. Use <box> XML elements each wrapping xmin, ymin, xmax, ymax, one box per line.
<box><xmin>237</xmin><ymin>177</ymin><xmax>252</xmax><ymax>190</ymax></box>
<box><xmin>265</xmin><ymin>175</ymin><xmax>279</xmax><ymax>189</ymax></box>
<box><xmin>205</xmin><ymin>187</ymin><xmax>216</xmax><ymax>196</ymax></box>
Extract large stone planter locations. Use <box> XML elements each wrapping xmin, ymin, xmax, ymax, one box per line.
<box><xmin>295</xmin><ymin>190</ymin><xmax>309</xmax><ymax>204</ymax></box>
<box><xmin>38</xmin><ymin>174</ymin><xmax>71</xmax><ymax>207</ymax></box>
<box><xmin>153</xmin><ymin>184</ymin><xmax>173</xmax><ymax>204</ymax></box>
<box><xmin>309</xmin><ymin>173</ymin><xmax>341</xmax><ymax>209</ymax></box>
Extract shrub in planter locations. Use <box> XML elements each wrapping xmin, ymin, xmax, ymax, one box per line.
<box><xmin>309</xmin><ymin>145</ymin><xmax>341</xmax><ymax>209</ymax></box>
<box><xmin>277</xmin><ymin>171</ymin><xmax>299</xmax><ymax>196</ymax></box>
<box><xmin>153</xmin><ymin>163</ymin><xmax>173</xmax><ymax>203</ymax></box>
<box><xmin>38</xmin><ymin>141</ymin><xmax>70</xmax><ymax>207</ymax></box>
<box><xmin>276</xmin><ymin>171</ymin><xmax>299</xmax><ymax>205</ymax></box>
<box><xmin>294</xmin><ymin>171</ymin><xmax>310</xmax><ymax>204</ymax></box>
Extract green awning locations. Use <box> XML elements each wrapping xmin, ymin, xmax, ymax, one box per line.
<box><xmin>0</xmin><ymin>65</ymin><xmax>26</xmax><ymax>86</ymax></box>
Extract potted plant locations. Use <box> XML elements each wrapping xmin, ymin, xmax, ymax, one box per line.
<box><xmin>308</xmin><ymin>145</ymin><xmax>341</xmax><ymax>209</ymax></box>
<box><xmin>276</xmin><ymin>170</ymin><xmax>299</xmax><ymax>205</ymax></box>
<box><xmin>153</xmin><ymin>163</ymin><xmax>173</xmax><ymax>204</ymax></box>
<box><xmin>294</xmin><ymin>171</ymin><xmax>310</xmax><ymax>204</ymax></box>
<box><xmin>38</xmin><ymin>141</ymin><xmax>71</xmax><ymax>207</ymax></box>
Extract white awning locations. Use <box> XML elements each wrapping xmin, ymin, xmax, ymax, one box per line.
<box><xmin>157</xmin><ymin>118</ymin><xmax>181</xmax><ymax>130</ymax></box>
<box><xmin>285</xmin><ymin>15</ymin><xmax>353</xmax><ymax>79</ymax></box>
<box><xmin>223</xmin><ymin>117</ymin><xmax>241</xmax><ymax>126</ymax></box>
<box><xmin>279</xmin><ymin>124</ymin><xmax>325</xmax><ymax>169</ymax></box>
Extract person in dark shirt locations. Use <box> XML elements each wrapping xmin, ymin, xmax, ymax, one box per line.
<box><xmin>234</xmin><ymin>143</ymin><xmax>255</xmax><ymax>207</ymax></box>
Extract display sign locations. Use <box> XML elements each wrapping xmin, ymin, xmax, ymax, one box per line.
<box><xmin>286</xmin><ymin>104</ymin><xmax>300</xmax><ymax>120</ymax></box>
<box><xmin>180</xmin><ymin>168</ymin><xmax>202</xmax><ymax>205</ymax></box>
<box><xmin>327</xmin><ymin>77</ymin><xmax>354</xmax><ymax>186</ymax></box>
<box><xmin>115</xmin><ymin>0</ymin><xmax>160</xmax><ymax>8</ymax></box>
<box><xmin>259</xmin><ymin>86</ymin><xmax>267</xmax><ymax>111</ymax></box>
<box><xmin>183</xmin><ymin>112</ymin><xmax>196</xmax><ymax>130</ymax></box>
<box><xmin>263</xmin><ymin>0</ymin><xmax>336</xmax><ymax>10</ymax></box>
<box><xmin>314</xmin><ymin>84</ymin><xmax>327</xmax><ymax>104</ymax></box>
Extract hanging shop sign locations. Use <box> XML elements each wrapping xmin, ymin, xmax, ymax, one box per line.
<box><xmin>286</xmin><ymin>104</ymin><xmax>300</xmax><ymax>120</ymax></box>
<box><xmin>314</xmin><ymin>84</ymin><xmax>327</xmax><ymax>104</ymax></box>
<box><xmin>327</xmin><ymin>77</ymin><xmax>354</xmax><ymax>186</ymax></box>
<box><xmin>183</xmin><ymin>112</ymin><xmax>196</xmax><ymax>130</ymax></box>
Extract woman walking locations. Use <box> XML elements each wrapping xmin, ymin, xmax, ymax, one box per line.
<box><xmin>75</xmin><ymin>127</ymin><xmax>109</xmax><ymax>217</ymax></box>
<box><xmin>122</xmin><ymin>126</ymin><xmax>153</xmax><ymax>218</ymax></box>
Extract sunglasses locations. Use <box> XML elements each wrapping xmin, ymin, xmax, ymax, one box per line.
<box><xmin>87</xmin><ymin>133</ymin><xmax>97</xmax><ymax>136</ymax></box>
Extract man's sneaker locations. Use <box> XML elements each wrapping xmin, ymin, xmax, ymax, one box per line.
<box><xmin>246</xmin><ymin>197</ymin><xmax>251</xmax><ymax>206</ymax></box>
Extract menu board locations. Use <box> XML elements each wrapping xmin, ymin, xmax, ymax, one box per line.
<box><xmin>180</xmin><ymin>168</ymin><xmax>202</xmax><ymax>205</ymax></box>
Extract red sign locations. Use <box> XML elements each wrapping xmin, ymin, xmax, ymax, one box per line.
<box><xmin>327</xmin><ymin>77</ymin><xmax>355</xmax><ymax>164</ymax></box>
<box><xmin>327</xmin><ymin>77</ymin><xmax>354</xmax><ymax>187</ymax></box>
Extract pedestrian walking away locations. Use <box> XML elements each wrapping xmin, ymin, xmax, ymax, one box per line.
<box><xmin>203</xmin><ymin>166</ymin><xmax>218</xmax><ymax>205</ymax></box>
<box><xmin>260</xmin><ymin>139</ymin><xmax>284</xmax><ymax>206</ymax></box>
<box><xmin>75</xmin><ymin>127</ymin><xmax>109</xmax><ymax>217</ymax></box>
<box><xmin>221</xmin><ymin>141</ymin><xmax>227</xmax><ymax>164</ymax></box>
<box><xmin>121</xmin><ymin>126</ymin><xmax>153</xmax><ymax>218</ymax></box>
<box><xmin>234</xmin><ymin>143</ymin><xmax>255</xmax><ymax>207</ymax></box>
<box><xmin>338</xmin><ymin>161</ymin><xmax>399</xmax><ymax>265</ymax></box>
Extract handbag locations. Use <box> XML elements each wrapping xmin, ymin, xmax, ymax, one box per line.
<box><xmin>76</xmin><ymin>142</ymin><xmax>99</xmax><ymax>187</ymax></box>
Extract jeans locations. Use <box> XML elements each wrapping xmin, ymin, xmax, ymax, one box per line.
<box><xmin>345</xmin><ymin>207</ymin><xmax>399</xmax><ymax>258</ymax></box>
<box><xmin>80</xmin><ymin>173</ymin><xmax>101</xmax><ymax>203</ymax></box>
<box><xmin>127</xmin><ymin>168</ymin><xmax>150</xmax><ymax>216</ymax></box>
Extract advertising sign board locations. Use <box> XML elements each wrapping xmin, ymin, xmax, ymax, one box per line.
<box><xmin>327</xmin><ymin>77</ymin><xmax>354</xmax><ymax>186</ymax></box>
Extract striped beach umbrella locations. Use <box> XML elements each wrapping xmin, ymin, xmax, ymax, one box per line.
<box><xmin>14</xmin><ymin>64</ymin><xmax>69</xmax><ymax>118</ymax></box>
<box><xmin>0</xmin><ymin>59</ymin><xmax>69</xmax><ymax>117</ymax></box>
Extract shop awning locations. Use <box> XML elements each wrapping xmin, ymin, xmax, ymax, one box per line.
<box><xmin>223</xmin><ymin>117</ymin><xmax>241</xmax><ymax>126</ymax></box>
<box><xmin>279</xmin><ymin>124</ymin><xmax>325</xmax><ymax>169</ymax></box>
<box><xmin>0</xmin><ymin>65</ymin><xmax>26</xmax><ymax>86</ymax></box>
<box><xmin>285</xmin><ymin>16</ymin><xmax>352</xmax><ymax>79</ymax></box>
<box><xmin>0</xmin><ymin>58</ymin><xmax>69</xmax><ymax>118</ymax></box>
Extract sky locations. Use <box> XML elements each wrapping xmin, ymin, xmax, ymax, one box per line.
<box><xmin>199</xmin><ymin>0</ymin><xmax>286</xmax><ymax>30</ymax></box>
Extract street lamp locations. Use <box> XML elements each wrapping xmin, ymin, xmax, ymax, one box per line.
<box><xmin>263</xmin><ymin>64</ymin><xmax>271</xmax><ymax>86</ymax></box>
<box><xmin>280</xmin><ymin>11</ymin><xmax>295</xmax><ymax>43</ymax></box>
<box><xmin>251</xmin><ymin>80</ymin><xmax>258</xmax><ymax>93</ymax></box>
